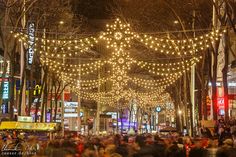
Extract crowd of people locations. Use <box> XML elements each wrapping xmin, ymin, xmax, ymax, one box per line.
<box><xmin>0</xmin><ymin>131</ymin><xmax>236</xmax><ymax>157</ymax></box>
<box><xmin>1</xmin><ymin>117</ymin><xmax>236</xmax><ymax>157</ymax></box>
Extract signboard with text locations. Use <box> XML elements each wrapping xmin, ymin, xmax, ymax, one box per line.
<box><xmin>18</xmin><ymin>116</ymin><xmax>33</xmax><ymax>122</ymax></box>
<box><xmin>2</xmin><ymin>103</ymin><xmax>8</xmax><ymax>114</ymax></box>
<box><xmin>27</xmin><ymin>22</ymin><xmax>35</xmax><ymax>65</ymax></box>
<box><xmin>2</xmin><ymin>81</ymin><xmax>9</xmax><ymax>100</ymax></box>
<box><xmin>64</xmin><ymin>102</ymin><xmax>83</xmax><ymax>118</ymax></box>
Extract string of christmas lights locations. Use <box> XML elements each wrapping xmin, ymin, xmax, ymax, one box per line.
<box><xmin>12</xmin><ymin>18</ymin><xmax>226</xmax><ymax>109</ymax></box>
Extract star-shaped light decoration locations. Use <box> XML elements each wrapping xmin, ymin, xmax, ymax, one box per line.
<box><xmin>99</xmin><ymin>18</ymin><xmax>134</xmax><ymax>51</ymax></box>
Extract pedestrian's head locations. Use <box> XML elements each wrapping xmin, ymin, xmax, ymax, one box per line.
<box><xmin>177</xmin><ymin>137</ymin><xmax>183</xmax><ymax>144</ymax></box>
<box><xmin>135</xmin><ymin>135</ymin><xmax>145</xmax><ymax>147</ymax></box>
<box><xmin>223</xmin><ymin>139</ymin><xmax>233</xmax><ymax>148</ymax></box>
<box><xmin>145</xmin><ymin>134</ymin><xmax>153</xmax><ymax>145</ymax></box>
<box><xmin>165</xmin><ymin>144</ymin><xmax>182</xmax><ymax>157</ymax></box>
<box><xmin>105</xmin><ymin>144</ymin><xmax>116</xmax><ymax>155</ymax></box>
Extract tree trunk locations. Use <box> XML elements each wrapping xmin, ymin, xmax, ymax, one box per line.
<box><xmin>53</xmin><ymin>89</ymin><xmax>58</xmax><ymax>122</ymax></box>
<box><xmin>175</xmin><ymin>80</ymin><xmax>182</xmax><ymax>132</ymax></box>
<box><xmin>9</xmin><ymin>75</ymin><xmax>15</xmax><ymax>120</ymax></box>
<box><xmin>27</xmin><ymin>68</ymin><xmax>34</xmax><ymax>116</ymax></box>
<box><xmin>120</xmin><ymin>109</ymin><xmax>123</xmax><ymax>134</ymax></box>
<box><xmin>53</xmin><ymin>82</ymin><xmax>58</xmax><ymax>122</ymax></box>
<box><xmin>222</xmin><ymin>31</ymin><xmax>229</xmax><ymax>121</ymax></box>
<box><xmin>18</xmin><ymin>70</ymin><xmax>25</xmax><ymax>116</ymax></box>
<box><xmin>202</xmin><ymin>82</ymin><xmax>208</xmax><ymax>120</ymax></box>
<box><xmin>41</xmin><ymin>71</ymin><xmax>48</xmax><ymax>122</ymax></box>
<box><xmin>53</xmin><ymin>81</ymin><xmax>67</xmax><ymax>122</ymax></box>
<box><xmin>149</xmin><ymin>113</ymin><xmax>152</xmax><ymax>133</ymax></box>
<box><xmin>198</xmin><ymin>88</ymin><xmax>202</xmax><ymax>120</ymax></box>
<box><xmin>212</xmin><ymin>40</ymin><xmax>220</xmax><ymax>120</ymax></box>
<box><xmin>50</xmin><ymin>79</ymin><xmax>53</xmax><ymax>122</ymax></box>
<box><xmin>206</xmin><ymin>49</ymin><xmax>212</xmax><ymax>120</ymax></box>
<box><xmin>140</xmin><ymin>109</ymin><xmax>143</xmax><ymax>133</ymax></box>
<box><xmin>9</xmin><ymin>41</ymin><xmax>17</xmax><ymax>120</ymax></box>
<box><xmin>187</xmin><ymin>73</ymin><xmax>194</xmax><ymax>136</ymax></box>
<box><xmin>183</xmin><ymin>73</ymin><xmax>189</xmax><ymax>133</ymax></box>
<box><xmin>44</xmin><ymin>79</ymin><xmax>50</xmax><ymax>122</ymax></box>
<box><xmin>116</xmin><ymin>111</ymin><xmax>119</xmax><ymax>133</ymax></box>
<box><xmin>35</xmin><ymin>72</ymin><xmax>46</xmax><ymax>122</ymax></box>
<box><xmin>128</xmin><ymin>104</ymin><xmax>133</xmax><ymax>131</ymax></box>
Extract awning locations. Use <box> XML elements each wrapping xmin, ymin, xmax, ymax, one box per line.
<box><xmin>0</xmin><ymin>122</ymin><xmax>59</xmax><ymax>132</ymax></box>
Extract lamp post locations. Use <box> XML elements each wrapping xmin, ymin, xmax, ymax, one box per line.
<box><xmin>77</xmin><ymin>59</ymin><xmax>81</xmax><ymax>134</ymax></box>
<box><xmin>58</xmin><ymin>20</ymin><xmax>65</xmax><ymax>136</ymax></box>
<box><xmin>20</xmin><ymin>0</ymin><xmax>26</xmax><ymax>116</ymax></box>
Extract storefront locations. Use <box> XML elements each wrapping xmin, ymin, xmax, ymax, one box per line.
<box><xmin>208</xmin><ymin>81</ymin><xmax>236</xmax><ymax>118</ymax></box>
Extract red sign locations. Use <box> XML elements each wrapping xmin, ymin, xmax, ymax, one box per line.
<box><xmin>217</xmin><ymin>98</ymin><xmax>224</xmax><ymax>109</ymax></box>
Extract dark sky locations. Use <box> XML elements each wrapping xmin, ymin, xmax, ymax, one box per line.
<box><xmin>75</xmin><ymin>0</ymin><xmax>114</xmax><ymax>19</ymax></box>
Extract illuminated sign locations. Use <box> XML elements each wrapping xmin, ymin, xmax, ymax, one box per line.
<box><xmin>65</xmin><ymin>108</ymin><xmax>76</xmax><ymax>112</ymax></box>
<box><xmin>208</xmin><ymin>82</ymin><xmax>236</xmax><ymax>87</ymax></box>
<box><xmin>18</xmin><ymin>116</ymin><xmax>33</xmax><ymax>122</ymax></box>
<box><xmin>64</xmin><ymin>113</ymin><xmax>83</xmax><ymax>118</ymax></box>
<box><xmin>218</xmin><ymin>98</ymin><xmax>224</xmax><ymax>105</ymax></box>
<box><xmin>219</xmin><ymin>109</ymin><xmax>225</xmax><ymax>116</ymax></box>
<box><xmin>208</xmin><ymin>82</ymin><xmax>221</xmax><ymax>86</ymax></box>
<box><xmin>2</xmin><ymin>81</ymin><xmax>9</xmax><ymax>99</ymax></box>
<box><xmin>117</xmin><ymin>122</ymin><xmax>136</xmax><ymax>127</ymax></box>
<box><xmin>156</xmin><ymin>106</ymin><xmax>161</xmax><ymax>112</ymax></box>
<box><xmin>2</xmin><ymin>103</ymin><xmax>8</xmax><ymax>114</ymax></box>
<box><xmin>217</xmin><ymin>98</ymin><xmax>225</xmax><ymax>109</ymax></box>
<box><xmin>33</xmin><ymin>85</ymin><xmax>41</xmax><ymax>96</ymax></box>
<box><xmin>0</xmin><ymin>122</ymin><xmax>58</xmax><ymax>131</ymax></box>
<box><xmin>106</xmin><ymin>112</ymin><xmax>117</xmax><ymax>119</ymax></box>
<box><xmin>64</xmin><ymin>102</ymin><xmax>83</xmax><ymax>117</ymax></box>
<box><xmin>228</xmin><ymin>82</ymin><xmax>236</xmax><ymax>87</ymax></box>
<box><xmin>64</xmin><ymin>102</ymin><xmax>78</xmax><ymax>108</ymax></box>
<box><xmin>27</xmin><ymin>22</ymin><xmax>35</xmax><ymax>65</ymax></box>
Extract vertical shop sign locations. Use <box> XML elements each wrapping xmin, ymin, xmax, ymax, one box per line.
<box><xmin>27</xmin><ymin>22</ymin><xmax>35</xmax><ymax>65</ymax></box>
<box><xmin>2</xmin><ymin>81</ymin><xmax>9</xmax><ymax>100</ymax></box>
<box><xmin>2</xmin><ymin>103</ymin><xmax>8</xmax><ymax>113</ymax></box>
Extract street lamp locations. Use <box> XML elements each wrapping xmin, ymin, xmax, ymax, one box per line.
<box><xmin>59</xmin><ymin>21</ymin><xmax>64</xmax><ymax>25</ymax></box>
<box><xmin>174</xmin><ymin>20</ymin><xmax>179</xmax><ymax>24</ymax></box>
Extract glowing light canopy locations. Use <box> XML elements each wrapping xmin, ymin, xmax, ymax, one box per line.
<box><xmin>12</xmin><ymin>18</ymin><xmax>226</xmax><ymax>109</ymax></box>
